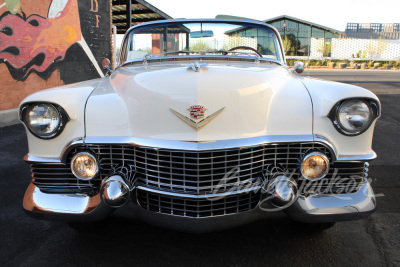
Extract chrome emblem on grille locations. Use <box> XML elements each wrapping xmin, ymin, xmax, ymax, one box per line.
<box><xmin>170</xmin><ymin>106</ymin><xmax>225</xmax><ymax>131</ymax></box>
<box><xmin>189</xmin><ymin>105</ymin><xmax>205</xmax><ymax>119</ymax></box>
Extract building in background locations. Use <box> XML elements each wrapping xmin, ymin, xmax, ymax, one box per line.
<box><xmin>263</xmin><ymin>15</ymin><xmax>400</xmax><ymax>61</ymax></box>
<box><xmin>345</xmin><ymin>23</ymin><xmax>400</xmax><ymax>40</ymax></box>
<box><xmin>264</xmin><ymin>15</ymin><xmax>344</xmax><ymax>57</ymax></box>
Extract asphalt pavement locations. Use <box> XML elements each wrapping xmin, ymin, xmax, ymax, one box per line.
<box><xmin>1</xmin><ymin>69</ymin><xmax>399</xmax><ymax>266</ymax></box>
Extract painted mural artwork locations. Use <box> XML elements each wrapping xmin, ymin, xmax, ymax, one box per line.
<box><xmin>0</xmin><ymin>0</ymin><xmax>110</xmax><ymax>111</ymax></box>
<box><xmin>0</xmin><ymin>0</ymin><xmax>103</xmax><ymax>81</ymax></box>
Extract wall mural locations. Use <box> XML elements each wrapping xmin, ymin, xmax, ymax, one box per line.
<box><xmin>0</xmin><ymin>0</ymin><xmax>111</xmax><ymax>110</ymax></box>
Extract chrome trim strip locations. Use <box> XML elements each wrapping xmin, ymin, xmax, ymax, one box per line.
<box><xmin>136</xmin><ymin>185</ymin><xmax>262</xmax><ymax>199</ymax></box>
<box><xmin>314</xmin><ymin>135</ymin><xmax>338</xmax><ymax>159</ymax></box>
<box><xmin>24</xmin><ymin>135</ymin><xmax>376</xmax><ymax>164</ymax></box>
<box><xmin>336</xmin><ymin>152</ymin><xmax>377</xmax><ymax>162</ymax></box>
<box><xmin>23</xmin><ymin>154</ymin><xmax>61</xmax><ymax>163</ymax></box>
<box><xmin>84</xmin><ymin>135</ymin><xmax>315</xmax><ymax>151</ymax></box>
<box><xmin>60</xmin><ymin>138</ymin><xmax>84</xmax><ymax>162</ymax></box>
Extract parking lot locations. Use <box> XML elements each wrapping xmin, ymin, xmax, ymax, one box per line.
<box><xmin>1</xmin><ymin>69</ymin><xmax>399</xmax><ymax>266</ymax></box>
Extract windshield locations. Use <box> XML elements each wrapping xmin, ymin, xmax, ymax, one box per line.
<box><xmin>120</xmin><ymin>21</ymin><xmax>283</xmax><ymax>65</ymax></box>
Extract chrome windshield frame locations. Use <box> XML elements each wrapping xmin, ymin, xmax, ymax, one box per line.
<box><xmin>118</xmin><ymin>18</ymin><xmax>286</xmax><ymax>68</ymax></box>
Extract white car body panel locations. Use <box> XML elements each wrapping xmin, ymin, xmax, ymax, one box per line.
<box><xmin>85</xmin><ymin>63</ymin><xmax>313</xmax><ymax>141</ymax></box>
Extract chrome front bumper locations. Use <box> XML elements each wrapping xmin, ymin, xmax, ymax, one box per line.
<box><xmin>23</xmin><ymin>181</ymin><xmax>376</xmax><ymax>231</ymax></box>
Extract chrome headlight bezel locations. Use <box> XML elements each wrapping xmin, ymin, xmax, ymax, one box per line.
<box><xmin>328</xmin><ymin>98</ymin><xmax>380</xmax><ymax>136</ymax></box>
<box><xmin>20</xmin><ymin>102</ymin><xmax>70</xmax><ymax>139</ymax></box>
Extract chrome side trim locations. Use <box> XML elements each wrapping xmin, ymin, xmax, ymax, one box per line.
<box><xmin>23</xmin><ymin>154</ymin><xmax>61</xmax><ymax>163</ymax></box>
<box><xmin>336</xmin><ymin>152</ymin><xmax>377</xmax><ymax>162</ymax></box>
<box><xmin>137</xmin><ymin>185</ymin><xmax>262</xmax><ymax>199</ymax></box>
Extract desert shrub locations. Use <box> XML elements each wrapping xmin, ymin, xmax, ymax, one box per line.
<box><xmin>286</xmin><ymin>59</ymin><xmax>296</xmax><ymax>66</ymax></box>
<box><xmin>368</xmin><ymin>61</ymin><xmax>374</xmax><ymax>68</ymax></box>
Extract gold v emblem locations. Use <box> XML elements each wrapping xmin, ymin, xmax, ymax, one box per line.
<box><xmin>170</xmin><ymin>107</ymin><xmax>225</xmax><ymax>131</ymax></box>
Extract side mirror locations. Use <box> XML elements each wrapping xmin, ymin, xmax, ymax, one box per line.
<box><xmin>102</xmin><ymin>58</ymin><xmax>113</xmax><ymax>74</ymax></box>
<box><xmin>292</xmin><ymin>61</ymin><xmax>304</xmax><ymax>74</ymax></box>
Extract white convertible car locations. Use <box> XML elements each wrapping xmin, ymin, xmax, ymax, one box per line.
<box><xmin>20</xmin><ymin>18</ymin><xmax>380</xmax><ymax>232</ymax></box>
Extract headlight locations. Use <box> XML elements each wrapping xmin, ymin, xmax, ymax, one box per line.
<box><xmin>301</xmin><ymin>152</ymin><xmax>330</xmax><ymax>181</ymax></box>
<box><xmin>338</xmin><ymin>99</ymin><xmax>372</xmax><ymax>134</ymax></box>
<box><xmin>20</xmin><ymin>103</ymin><xmax>69</xmax><ymax>139</ymax></box>
<box><xmin>329</xmin><ymin>98</ymin><xmax>379</xmax><ymax>136</ymax></box>
<box><xmin>71</xmin><ymin>152</ymin><xmax>98</xmax><ymax>180</ymax></box>
<box><xmin>26</xmin><ymin>104</ymin><xmax>60</xmax><ymax>136</ymax></box>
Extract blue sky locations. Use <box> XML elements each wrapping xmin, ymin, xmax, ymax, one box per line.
<box><xmin>147</xmin><ymin>0</ymin><xmax>399</xmax><ymax>32</ymax></box>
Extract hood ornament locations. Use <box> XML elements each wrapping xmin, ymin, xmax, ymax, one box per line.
<box><xmin>170</xmin><ymin>105</ymin><xmax>225</xmax><ymax>131</ymax></box>
<box><xmin>187</xmin><ymin>61</ymin><xmax>208</xmax><ymax>72</ymax></box>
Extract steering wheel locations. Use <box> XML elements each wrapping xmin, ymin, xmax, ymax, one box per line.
<box><xmin>228</xmin><ymin>46</ymin><xmax>262</xmax><ymax>57</ymax></box>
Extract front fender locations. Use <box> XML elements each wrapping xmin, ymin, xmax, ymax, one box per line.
<box><xmin>20</xmin><ymin>78</ymin><xmax>104</xmax><ymax>159</ymax></box>
<box><xmin>302</xmin><ymin>77</ymin><xmax>380</xmax><ymax>159</ymax></box>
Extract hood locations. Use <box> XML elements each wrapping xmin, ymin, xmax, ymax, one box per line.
<box><xmin>85</xmin><ymin>62</ymin><xmax>312</xmax><ymax>141</ymax></box>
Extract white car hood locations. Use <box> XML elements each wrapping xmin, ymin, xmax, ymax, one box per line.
<box><xmin>85</xmin><ymin>62</ymin><xmax>312</xmax><ymax>141</ymax></box>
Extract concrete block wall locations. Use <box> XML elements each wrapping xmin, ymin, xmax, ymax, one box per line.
<box><xmin>0</xmin><ymin>0</ymin><xmax>111</xmax><ymax>113</ymax></box>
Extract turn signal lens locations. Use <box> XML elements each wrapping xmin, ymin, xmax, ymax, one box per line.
<box><xmin>71</xmin><ymin>152</ymin><xmax>98</xmax><ymax>180</ymax></box>
<box><xmin>301</xmin><ymin>152</ymin><xmax>329</xmax><ymax>180</ymax></box>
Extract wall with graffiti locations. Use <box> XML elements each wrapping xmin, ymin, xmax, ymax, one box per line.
<box><xmin>0</xmin><ymin>0</ymin><xmax>111</xmax><ymax>111</ymax></box>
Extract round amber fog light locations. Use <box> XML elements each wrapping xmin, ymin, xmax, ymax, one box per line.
<box><xmin>71</xmin><ymin>152</ymin><xmax>98</xmax><ymax>180</ymax></box>
<box><xmin>301</xmin><ymin>152</ymin><xmax>329</xmax><ymax>180</ymax></box>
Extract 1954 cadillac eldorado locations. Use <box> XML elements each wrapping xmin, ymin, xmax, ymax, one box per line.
<box><xmin>20</xmin><ymin>18</ymin><xmax>380</xmax><ymax>232</ymax></box>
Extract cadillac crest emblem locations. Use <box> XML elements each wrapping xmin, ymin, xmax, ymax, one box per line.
<box><xmin>170</xmin><ymin>105</ymin><xmax>225</xmax><ymax>131</ymax></box>
<box><xmin>189</xmin><ymin>105</ymin><xmax>206</xmax><ymax>119</ymax></box>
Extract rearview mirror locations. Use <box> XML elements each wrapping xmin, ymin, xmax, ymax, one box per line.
<box><xmin>292</xmin><ymin>61</ymin><xmax>305</xmax><ymax>74</ymax></box>
<box><xmin>190</xmin><ymin>30</ymin><xmax>214</xmax><ymax>38</ymax></box>
<box><xmin>102</xmin><ymin>58</ymin><xmax>113</xmax><ymax>75</ymax></box>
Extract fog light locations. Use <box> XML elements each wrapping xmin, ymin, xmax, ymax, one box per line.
<box><xmin>301</xmin><ymin>152</ymin><xmax>329</xmax><ymax>180</ymax></box>
<box><xmin>71</xmin><ymin>152</ymin><xmax>98</xmax><ymax>180</ymax></box>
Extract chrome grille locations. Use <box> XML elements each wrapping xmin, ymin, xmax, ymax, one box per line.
<box><xmin>31</xmin><ymin>163</ymin><xmax>98</xmax><ymax>194</ymax></box>
<box><xmin>137</xmin><ymin>190</ymin><xmax>261</xmax><ymax>217</ymax></box>
<box><xmin>89</xmin><ymin>143</ymin><xmax>333</xmax><ymax>195</ymax></box>
<box><xmin>30</xmin><ymin>143</ymin><xmax>367</xmax><ymax>197</ymax></box>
